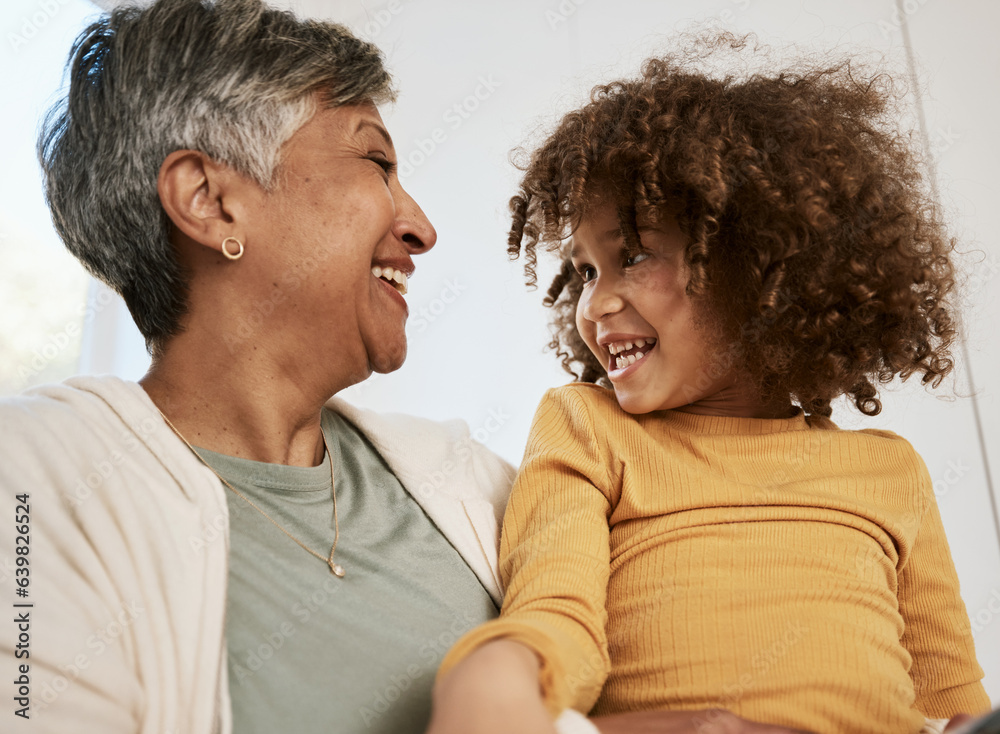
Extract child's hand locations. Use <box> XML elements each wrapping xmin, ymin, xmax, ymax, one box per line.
<box><xmin>426</xmin><ymin>639</ymin><xmax>558</xmax><ymax>734</ymax></box>
<box><xmin>945</xmin><ymin>714</ymin><xmax>973</xmax><ymax>731</ymax></box>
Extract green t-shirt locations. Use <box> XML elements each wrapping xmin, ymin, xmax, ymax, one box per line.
<box><xmin>196</xmin><ymin>408</ymin><xmax>499</xmax><ymax>733</ymax></box>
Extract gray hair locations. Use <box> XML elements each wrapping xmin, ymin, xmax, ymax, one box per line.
<box><xmin>38</xmin><ymin>0</ymin><xmax>395</xmax><ymax>351</ymax></box>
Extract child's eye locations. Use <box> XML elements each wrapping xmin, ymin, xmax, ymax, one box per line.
<box><xmin>576</xmin><ymin>264</ymin><xmax>596</xmax><ymax>283</ymax></box>
<box><xmin>625</xmin><ymin>251</ymin><xmax>650</xmax><ymax>267</ymax></box>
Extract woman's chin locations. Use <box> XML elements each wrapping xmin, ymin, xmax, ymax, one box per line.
<box><xmin>369</xmin><ymin>342</ymin><xmax>408</xmax><ymax>375</ymax></box>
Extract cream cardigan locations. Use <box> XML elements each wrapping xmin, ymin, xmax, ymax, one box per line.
<box><xmin>0</xmin><ymin>376</ymin><xmax>597</xmax><ymax>734</ymax></box>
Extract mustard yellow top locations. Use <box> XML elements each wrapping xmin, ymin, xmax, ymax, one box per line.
<box><xmin>439</xmin><ymin>385</ymin><xmax>989</xmax><ymax>734</ymax></box>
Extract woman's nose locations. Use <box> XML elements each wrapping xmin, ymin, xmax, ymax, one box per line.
<box><xmin>581</xmin><ymin>276</ymin><xmax>625</xmax><ymax>322</ymax></box>
<box><xmin>392</xmin><ymin>184</ymin><xmax>437</xmax><ymax>254</ymax></box>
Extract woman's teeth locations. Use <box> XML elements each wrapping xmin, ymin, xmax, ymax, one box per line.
<box><xmin>607</xmin><ymin>338</ymin><xmax>656</xmax><ymax>370</ymax></box>
<box><xmin>372</xmin><ymin>265</ymin><xmax>408</xmax><ymax>295</ymax></box>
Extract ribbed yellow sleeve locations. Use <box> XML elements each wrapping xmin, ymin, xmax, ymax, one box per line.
<box><xmin>897</xmin><ymin>479</ymin><xmax>991</xmax><ymax>716</ymax></box>
<box><xmin>438</xmin><ymin>386</ymin><xmax>614</xmax><ymax>715</ymax></box>
<box><xmin>438</xmin><ymin>384</ymin><xmax>989</xmax><ymax>731</ymax></box>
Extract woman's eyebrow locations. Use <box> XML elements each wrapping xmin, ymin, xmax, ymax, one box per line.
<box><xmin>355</xmin><ymin>119</ymin><xmax>395</xmax><ymax>151</ymax></box>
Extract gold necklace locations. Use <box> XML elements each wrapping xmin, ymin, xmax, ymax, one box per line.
<box><xmin>157</xmin><ymin>410</ymin><xmax>346</xmax><ymax>578</ymax></box>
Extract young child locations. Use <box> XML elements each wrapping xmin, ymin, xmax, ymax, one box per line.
<box><xmin>428</xmin><ymin>36</ymin><xmax>991</xmax><ymax>734</ymax></box>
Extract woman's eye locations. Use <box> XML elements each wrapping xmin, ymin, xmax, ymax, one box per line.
<box><xmin>367</xmin><ymin>155</ymin><xmax>396</xmax><ymax>176</ymax></box>
<box><xmin>625</xmin><ymin>251</ymin><xmax>650</xmax><ymax>267</ymax></box>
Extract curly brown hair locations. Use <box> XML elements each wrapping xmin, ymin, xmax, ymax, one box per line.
<box><xmin>507</xmin><ymin>33</ymin><xmax>957</xmax><ymax>417</ymax></box>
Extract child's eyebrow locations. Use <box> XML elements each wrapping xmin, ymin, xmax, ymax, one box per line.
<box><xmin>569</xmin><ymin>225</ymin><xmax>655</xmax><ymax>259</ymax></box>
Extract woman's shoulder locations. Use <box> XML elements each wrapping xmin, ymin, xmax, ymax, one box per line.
<box><xmin>1</xmin><ymin>376</ymin><xmax>137</xmax><ymax>431</ymax></box>
<box><xmin>0</xmin><ymin>376</ymin><xmax>171</xmax><ymax>487</ymax></box>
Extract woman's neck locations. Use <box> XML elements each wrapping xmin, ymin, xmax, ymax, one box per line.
<box><xmin>140</xmin><ymin>332</ymin><xmax>340</xmax><ymax>467</ymax></box>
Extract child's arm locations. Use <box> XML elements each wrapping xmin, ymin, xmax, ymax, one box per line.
<box><xmin>428</xmin><ymin>639</ymin><xmax>556</xmax><ymax>734</ymax></box>
<box><xmin>898</xmin><ymin>471</ymin><xmax>991</xmax><ymax>717</ymax></box>
<box><xmin>433</xmin><ymin>387</ymin><xmax>616</xmax><ymax>720</ymax></box>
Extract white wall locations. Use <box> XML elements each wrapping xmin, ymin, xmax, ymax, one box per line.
<box><xmin>22</xmin><ymin>0</ymin><xmax>1000</xmax><ymax>703</ymax></box>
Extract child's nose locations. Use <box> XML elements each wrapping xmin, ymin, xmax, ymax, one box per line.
<box><xmin>582</xmin><ymin>279</ymin><xmax>626</xmax><ymax>321</ymax></box>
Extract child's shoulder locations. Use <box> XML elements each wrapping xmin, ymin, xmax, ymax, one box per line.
<box><xmin>831</xmin><ymin>420</ymin><xmax>918</xmax><ymax>450</ymax></box>
<box><xmin>806</xmin><ymin>413</ymin><xmax>911</xmax><ymax>442</ymax></box>
<box><xmin>830</xmin><ymin>423</ymin><xmax>930</xmax><ymax>483</ymax></box>
<box><xmin>854</xmin><ymin>427</ymin><xmax>908</xmax><ymax>442</ymax></box>
<box><xmin>539</xmin><ymin>383</ymin><xmax>621</xmax><ymax>417</ymax></box>
<box><xmin>530</xmin><ymin>384</ymin><xmax>631</xmax><ymax>442</ymax></box>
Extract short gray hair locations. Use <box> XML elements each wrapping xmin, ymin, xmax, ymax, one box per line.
<box><xmin>39</xmin><ymin>0</ymin><xmax>395</xmax><ymax>351</ymax></box>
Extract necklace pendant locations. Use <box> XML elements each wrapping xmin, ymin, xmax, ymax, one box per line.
<box><xmin>330</xmin><ymin>561</ymin><xmax>345</xmax><ymax>578</ymax></box>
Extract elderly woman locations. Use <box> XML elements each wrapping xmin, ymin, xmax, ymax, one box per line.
<box><xmin>1</xmin><ymin>1</ymin><xmax>825</xmax><ymax>733</ymax></box>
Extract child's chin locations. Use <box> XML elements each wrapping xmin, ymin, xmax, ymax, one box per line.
<box><xmin>613</xmin><ymin>389</ymin><xmax>663</xmax><ymax>415</ymax></box>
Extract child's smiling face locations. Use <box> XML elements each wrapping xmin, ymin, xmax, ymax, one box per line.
<box><xmin>571</xmin><ymin>200</ymin><xmax>750</xmax><ymax>416</ymax></box>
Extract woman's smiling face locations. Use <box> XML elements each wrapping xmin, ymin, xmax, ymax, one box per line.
<box><xmin>571</xmin><ymin>199</ymin><xmax>737</xmax><ymax>416</ymax></box>
<box><xmin>238</xmin><ymin>101</ymin><xmax>437</xmax><ymax>389</ymax></box>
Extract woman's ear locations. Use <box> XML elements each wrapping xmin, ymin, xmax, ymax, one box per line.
<box><xmin>157</xmin><ymin>150</ymin><xmax>249</xmax><ymax>258</ymax></box>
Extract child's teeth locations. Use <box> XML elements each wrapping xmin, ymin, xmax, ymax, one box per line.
<box><xmin>627</xmin><ymin>354</ymin><xmax>636</xmax><ymax>365</ymax></box>
<box><xmin>635</xmin><ymin>339</ymin><xmax>645</xmax><ymax>348</ymax></box>
<box><xmin>372</xmin><ymin>266</ymin><xmax>383</xmax><ymax>278</ymax></box>
<box><xmin>635</xmin><ymin>351</ymin><xmax>644</xmax><ymax>359</ymax></box>
<box><xmin>625</xmin><ymin>341</ymin><xmax>632</xmax><ymax>350</ymax></box>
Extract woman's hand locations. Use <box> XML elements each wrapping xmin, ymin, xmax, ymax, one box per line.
<box><xmin>591</xmin><ymin>709</ymin><xmax>814</xmax><ymax>734</ymax></box>
<box><xmin>426</xmin><ymin>639</ymin><xmax>558</xmax><ymax>734</ymax></box>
